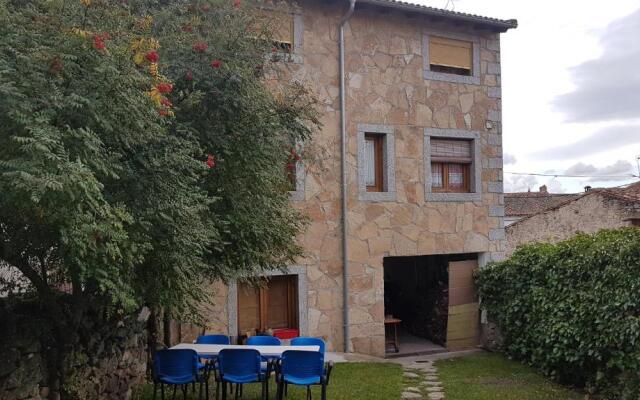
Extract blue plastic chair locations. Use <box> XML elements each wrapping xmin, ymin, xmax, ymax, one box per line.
<box><xmin>246</xmin><ymin>335</ymin><xmax>282</xmax><ymax>346</ymax></box>
<box><xmin>291</xmin><ymin>337</ymin><xmax>326</xmax><ymax>358</ymax></box>
<box><xmin>153</xmin><ymin>349</ymin><xmax>209</xmax><ymax>400</ymax></box>
<box><xmin>246</xmin><ymin>335</ymin><xmax>282</xmax><ymax>375</ymax></box>
<box><xmin>196</xmin><ymin>335</ymin><xmax>231</xmax><ymax>397</ymax></box>
<box><xmin>276</xmin><ymin>350</ymin><xmax>333</xmax><ymax>400</ymax></box>
<box><xmin>216</xmin><ymin>348</ymin><xmax>270</xmax><ymax>400</ymax></box>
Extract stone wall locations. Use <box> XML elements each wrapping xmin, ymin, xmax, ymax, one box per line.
<box><xmin>0</xmin><ymin>299</ymin><xmax>148</xmax><ymax>400</ymax></box>
<box><xmin>204</xmin><ymin>1</ymin><xmax>507</xmax><ymax>357</ymax></box>
<box><xmin>506</xmin><ymin>193</ymin><xmax>639</xmax><ymax>255</ymax></box>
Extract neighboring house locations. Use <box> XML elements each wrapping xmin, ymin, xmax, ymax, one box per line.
<box><xmin>199</xmin><ymin>0</ymin><xmax>517</xmax><ymax>357</ymax></box>
<box><xmin>504</xmin><ymin>185</ymin><xmax>581</xmax><ymax>226</ymax></box>
<box><xmin>506</xmin><ymin>182</ymin><xmax>640</xmax><ymax>255</ymax></box>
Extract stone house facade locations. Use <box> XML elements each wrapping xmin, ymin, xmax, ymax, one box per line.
<box><xmin>506</xmin><ymin>182</ymin><xmax>640</xmax><ymax>255</ymax></box>
<box><xmin>504</xmin><ymin>185</ymin><xmax>581</xmax><ymax>226</ymax></box>
<box><xmin>202</xmin><ymin>0</ymin><xmax>517</xmax><ymax>357</ymax></box>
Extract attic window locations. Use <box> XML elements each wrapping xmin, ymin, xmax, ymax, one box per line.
<box><xmin>429</xmin><ymin>36</ymin><xmax>472</xmax><ymax>76</ymax></box>
<box><xmin>252</xmin><ymin>9</ymin><xmax>294</xmax><ymax>54</ymax></box>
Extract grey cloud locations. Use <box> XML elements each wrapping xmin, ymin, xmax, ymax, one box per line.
<box><xmin>529</xmin><ymin>124</ymin><xmax>640</xmax><ymax>159</ymax></box>
<box><xmin>503</xmin><ymin>153</ymin><xmax>517</xmax><ymax>165</ymax></box>
<box><xmin>552</xmin><ymin>8</ymin><xmax>640</xmax><ymax>123</ymax></box>
<box><xmin>565</xmin><ymin>160</ymin><xmax>635</xmax><ymax>181</ymax></box>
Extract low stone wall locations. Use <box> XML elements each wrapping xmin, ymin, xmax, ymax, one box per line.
<box><xmin>0</xmin><ymin>299</ymin><xmax>148</xmax><ymax>400</ymax></box>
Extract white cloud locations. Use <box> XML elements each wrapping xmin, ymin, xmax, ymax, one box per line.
<box><xmin>565</xmin><ymin>160</ymin><xmax>636</xmax><ymax>181</ymax></box>
<box><xmin>504</xmin><ymin>174</ymin><xmax>538</xmax><ymax>193</ymax></box>
<box><xmin>503</xmin><ymin>153</ymin><xmax>517</xmax><ymax>165</ymax></box>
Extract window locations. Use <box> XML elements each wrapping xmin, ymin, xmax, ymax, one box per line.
<box><xmin>357</xmin><ymin>124</ymin><xmax>395</xmax><ymax>202</ymax></box>
<box><xmin>423</xmin><ymin>30</ymin><xmax>480</xmax><ymax>85</ymax></box>
<box><xmin>237</xmin><ymin>275</ymin><xmax>298</xmax><ymax>336</ymax></box>
<box><xmin>430</xmin><ymin>139</ymin><xmax>472</xmax><ymax>193</ymax></box>
<box><xmin>286</xmin><ymin>148</ymin><xmax>300</xmax><ymax>192</ymax></box>
<box><xmin>429</xmin><ymin>36</ymin><xmax>473</xmax><ymax>76</ymax></box>
<box><xmin>424</xmin><ymin>129</ymin><xmax>481</xmax><ymax>202</ymax></box>
<box><xmin>250</xmin><ymin>8</ymin><xmax>302</xmax><ymax>62</ymax></box>
<box><xmin>364</xmin><ymin>134</ymin><xmax>384</xmax><ymax>192</ymax></box>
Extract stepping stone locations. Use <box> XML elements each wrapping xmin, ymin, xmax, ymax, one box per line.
<box><xmin>403</xmin><ymin>372</ymin><xmax>419</xmax><ymax>378</ymax></box>
<box><xmin>405</xmin><ymin>387</ymin><xmax>421</xmax><ymax>393</ymax></box>
<box><xmin>423</xmin><ymin>381</ymin><xmax>442</xmax><ymax>386</ymax></box>
<box><xmin>428</xmin><ymin>392</ymin><xmax>445</xmax><ymax>400</ymax></box>
<box><xmin>425</xmin><ymin>387</ymin><xmax>443</xmax><ymax>392</ymax></box>
<box><xmin>402</xmin><ymin>392</ymin><xmax>423</xmax><ymax>399</ymax></box>
<box><xmin>424</xmin><ymin>375</ymin><xmax>439</xmax><ymax>381</ymax></box>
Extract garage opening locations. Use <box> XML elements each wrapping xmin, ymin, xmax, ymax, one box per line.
<box><xmin>237</xmin><ymin>275</ymin><xmax>299</xmax><ymax>342</ymax></box>
<box><xmin>383</xmin><ymin>253</ymin><xmax>479</xmax><ymax>357</ymax></box>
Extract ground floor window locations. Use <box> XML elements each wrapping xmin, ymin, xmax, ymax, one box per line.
<box><xmin>237</xmin><ymin>275</ymin><xmax>298</xmax><ymax>337</ymax></box>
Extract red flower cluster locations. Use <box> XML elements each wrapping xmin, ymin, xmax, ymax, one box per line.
<box><xmin>201</xmin><ymin>4</ymin><xmax>210</xmax><ymax>12</ymax></box>
<box><xmin>93</xmin><ymin>35</ymin><xmax>106</xmax><ymax>51</ymax></box>
<box><xmin>156</xmin><ymin>83</ymin><xmax>173</xmax><ymax>94</ymax></box>
<box><xmin>158</xmin><ymin>109</ymin><xmax>169</xmax><ymax>116</ymax></box>
<box><xmin>290</xmin><ymin>149</ymin><xmax>302</xmax><ymax>161</ymax></box>
<box><xmin>233</xmin><ymin>0</ymin><xmax>241</xmax><ymax>8</ymax></box>
<box><xmin>206</xmin><ymin>154</ymin><xmax>216</xmax><ymax>168</ymax></box>
<box><xmin>145</xmin><ymin>51</ymin><xmax>159</xmax><ymax>63</ymax></box>
<box><xmin>193</xmin><ymin>42</ymin><xmax>208</xmax><ymax>53</ymax></box>
<box><xmin>210</xmin><ymin>59</ymin><xmax>222</xmax><ymax>69</ymax></box>
<box><xmin>160</xmin><ymin>98</ymin><xmax>172</xmax><ymax>107</ymax></box>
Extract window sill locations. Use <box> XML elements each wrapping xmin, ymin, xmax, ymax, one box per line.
<box><xmin>426</xmin><ymin>192</ymin><xmax>481</xmax><ymax>202</ymax></box>
<box><xmin>423</xmin><ymin>70</ymin><xmax>480</xmax><ymax>85</ymax></box>
<box><xmin>359</xmin><ymin>191</ymin><xmax>396</xmax><ymax>202</ymax></box>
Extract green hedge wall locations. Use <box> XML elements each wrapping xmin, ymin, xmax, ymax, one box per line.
<box><xmin>476</xmin><ymin>228</ymin><xmax>640</xmax><ymax>399</ymax></box>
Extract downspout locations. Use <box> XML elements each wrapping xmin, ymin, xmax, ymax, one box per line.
<box><xmin>339</xmin><ymin>0</ymin><xmax>356</xmax><ymax>353</ymax></box>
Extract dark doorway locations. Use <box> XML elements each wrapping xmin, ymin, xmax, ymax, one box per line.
<box><xmin>383</xmin><ymin>253</ymin><xmax>478</xmax><ymax>356</ymax></box>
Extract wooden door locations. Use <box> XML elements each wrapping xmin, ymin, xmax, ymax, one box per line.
<box><xmin>237</xmin><ymin>275</ymin><xmax>298</xmax><ymax>335</ymax></box>
<box><xmin>446</xmin><ymin>259</ymin><xmax>480</xmax><ymax>351</ymax></box>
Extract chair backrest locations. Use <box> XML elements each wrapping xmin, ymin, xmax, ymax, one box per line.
<box><xmin>218</xmin><ymin>349</ymin><xmax>262</xmax><ymax>377</ymax></box>
<box><xmin>154</xmin><ymin>349</ymin><xmax>198</xmax><ymax>380</ymax></box>
<box><xmin>291</xmin><ymin>337</ymin><xmax>326</xmax><ymax>354</ymax></box>
<box><xmin>196</xmin><ymin>334</ymin><xmax>230</xmax><ymax>345</ymax></box>
<box><xmin>281</xmin><ymin>350</ymin><xmax>324</xmax><ymax>379</ymax></box>
<box><xmin>246</xmin><ymin>335</ymin><xmax>282</xmax><ymax>346</ymax></box>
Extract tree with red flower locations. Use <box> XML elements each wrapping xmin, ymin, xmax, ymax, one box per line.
<box><xmin>93</xmin><ymin>35</ymin><xmax>106</xmax><ymax>51</ymax></box>
<box><xmin>211</xmin><ymin>59</ymin><xmax>221</xmax><ymax>69</ymax></box>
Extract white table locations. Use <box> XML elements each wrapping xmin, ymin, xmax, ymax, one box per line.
<box><xmin>171</xmin><ymin>343</ymin><xmax>320</xmax><ymax>357</ymax></box>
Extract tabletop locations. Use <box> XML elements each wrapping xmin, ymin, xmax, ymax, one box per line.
<box><xmin>170</xmin><ymin>343</ymin><xmax>320</xmax><ymax>357</ymax></box>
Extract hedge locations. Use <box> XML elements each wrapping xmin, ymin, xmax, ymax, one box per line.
<box><xmin>476</xmin><ymin>228</ymin><xmax>640</xmax><ymax>399</ymax></box>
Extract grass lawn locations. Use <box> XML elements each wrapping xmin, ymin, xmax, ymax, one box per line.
<box><xmin>436</xmin><ymin>353</ymin><xmax>583</xmax><ymax>400</ymax></box>
<box><xmin>133</xmin><ymin>362</ymin><xmax>403</xmax><ymax>400</ymax></box>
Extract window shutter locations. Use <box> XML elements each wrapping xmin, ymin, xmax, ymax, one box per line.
<box><xmin>431</xmin><ymin>139</ymin><xmax>472</xmax><ymax>161</ymax></box>
<box><xmin>364</xmin><ymin>138</ymin><xmax>376</xmax><ymax>186</ymax></box>
<box><xmin>429</xmin><ymin>36</ymin><xmax>472</xmax><ymax>71</ymax></box>
<box><xmin>251</xmin><ymin>9</ymin><xmax>294</xmax><ymax>45</ymax></box>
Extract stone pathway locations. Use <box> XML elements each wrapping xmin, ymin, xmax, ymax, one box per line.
<box><xmin>401</xmin><ymin>359</ymin><xmax>445</xmax><ymax>400</ymax></box>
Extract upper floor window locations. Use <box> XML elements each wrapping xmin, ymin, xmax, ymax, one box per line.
<box><xmin>424</xmin><ymin>129</ymin><xmax>481</xmax><ymax>202</ymax></box>
<box><xmin>430</xmin><ymin>139</ymin><xmax>472</xmax><ymax>193</ymax></box>
<box><xmin>423</xmin><ymin>29</ymin><xmax>480</xmax><ymax>85</ymax></box>
<box><xmin>250</xmin><ymin>8</ymin><xmax>303</xmax><ymax>63</ymax></box>
<box><xmin>429</xmin><ymin>36</ymin><xmax>472</xmax><ymax>76</ymax></box>
<box><xmin>357</xmin><ymin>124</ymin><xmax>396</xmax><ymax>202</ymax></box>
<box><xmin>364</xmin><ymin>134</ymin><xmax>384</xmax><ymax>192</ymax></box>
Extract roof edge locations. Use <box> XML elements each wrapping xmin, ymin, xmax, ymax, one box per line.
<box><xmin>356</xmin><ymin>0</ymin><xmax>518</xmax><ymax>32</ymax></box>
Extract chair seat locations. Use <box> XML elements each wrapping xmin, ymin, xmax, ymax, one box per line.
<box><xmin>283</xmin><ymin>374</ymin><xmax>321</xmax><ymax>386</ymax></box>
<box><xmin>223</xmin><ymin>372</ymin><xmax>266</xmax><ymax>384</ymax></box>
<box><xmin>158</xmin><ymin>373</ymin><xmax>196</xmax><ymax>385</ymax></box>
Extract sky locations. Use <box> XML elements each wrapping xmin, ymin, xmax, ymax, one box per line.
<box><xmin>418</xmin><ymin>0</ymin><xmax>640</xmax><ymax>193</ymax></box>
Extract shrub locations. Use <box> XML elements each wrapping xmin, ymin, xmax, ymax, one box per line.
<box><xmin>476</xmin><ymin>228</ymin><xmax>640</xmax><ymax>398</ymax></box>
